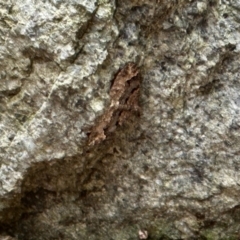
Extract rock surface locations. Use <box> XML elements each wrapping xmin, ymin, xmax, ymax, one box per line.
<box><xmin>1</xmin><ymin>0</ymin><xmax>240</xmax><ymax>239</ymax></box>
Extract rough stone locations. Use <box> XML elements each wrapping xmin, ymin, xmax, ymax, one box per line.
<box><xmin>0</xmin><ymin>0</ymin><xmax>240</xmax><ymax>239</ymax></box>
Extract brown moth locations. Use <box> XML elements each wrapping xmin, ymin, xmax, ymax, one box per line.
<box><xmin>88</xmin><ymin>62</ymin><xmax>140</xmax><ymax>146</ymax></box>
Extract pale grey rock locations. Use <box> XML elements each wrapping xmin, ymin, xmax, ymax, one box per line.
<box><xmin>0</xmin><ymin>236</ymin><xmax>16</xmax><ymax>240</ymax></box>
<box><xmin>0</xmin><ymin>0</ymin><xmax>240</xmax><ymax>239</ymax></box>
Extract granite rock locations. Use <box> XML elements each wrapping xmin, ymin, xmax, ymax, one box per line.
<box><xmin>1</xmin><ymin>0</ymin><xmax>240</xmax><ymax>239</ymax></box>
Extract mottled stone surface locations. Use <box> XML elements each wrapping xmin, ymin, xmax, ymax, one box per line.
<box><xmin>1</xmin><ymin>0</ymin><xmax>240</xmax><ymax>239</ymax></box>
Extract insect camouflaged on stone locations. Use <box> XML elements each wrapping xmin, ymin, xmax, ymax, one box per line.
<box><xmin>88</xmin><ymin>62</ymin><xmax>140</xmax><ymax>146</ymax></box>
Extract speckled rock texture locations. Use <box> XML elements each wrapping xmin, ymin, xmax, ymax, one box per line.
<box><xmin>1</xmin><ymin>0</ymin><xmax>240</xmax><ymax>239</ymax></box>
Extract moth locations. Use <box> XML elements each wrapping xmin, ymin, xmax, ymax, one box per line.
<box><xmin>88</xmin><ymin>62</ymin><xmax>140</xmax><ymax>146</ymax></box>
